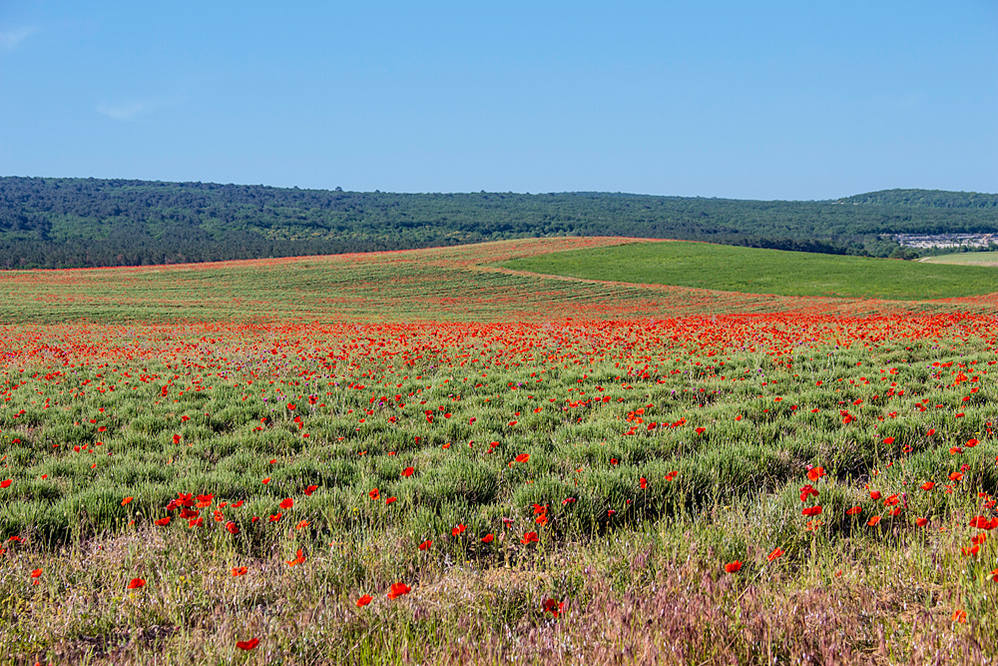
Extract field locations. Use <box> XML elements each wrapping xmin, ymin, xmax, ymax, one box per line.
<box><xmin>921</xmin><ymin>251</ymin><xmax>998</xmax><ymax>267</ymax></box>
<box><xmin>503</xmin><ymin>241</ymin><xmax>998</xmax><ymax>299</ymax></box>
<box><xmin>3</xmin><ymin>238</ymin><xmax>998</xmax><ymax>664</ymax></box>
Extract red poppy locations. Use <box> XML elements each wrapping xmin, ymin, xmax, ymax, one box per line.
<box><xmin>915</xmin><ymin>517</ymin><xmax>928</xmax><ymax>527</ymax></box>
<box><xmin>921</xmin><ymin>481</ymin><xmax>935</xmax><ymax>491</ymax></box>
<box><xmin>806</xmin><ymin>467</ymin><xmax>826</xmax><ymax>481</ymax></box>
<box><xmin>724</xmin><ymin>561</ymin><xmax>742</xmax><ymax>573</ymax></box>
<box><xmin>121</xmin><ymin>496</ymin><xmax>133</xmax><ymax>505</ymax></box>
<box><xmin>356</xmin><ymin>594</ymin><xmax>373</xmax><ymax>607</ymax></box>
<box><xmin>280</xmin><ymin>498</ymin><xmax>294</xmax><ymax>509</ymax></box>
<box><xmin>402</xmin><ymin>467</ymin><xmax>415</xmax><ymax>477</ymax></box>
<box><xmin>846</xmin><ymin>506</ymin><xmax>862</xmax><ymax>515</ymax></box>
<box><xmin>268</xmin><ymin>513</ymin><xmax>282</xmax><ymax>523</ymax></box>
<box><xmin>869</xmin><ymin>490</ymin><xmax>882</xmax><ymax>500</ymax></box>
<box><xmin>418</xmin><ymin>539</ymin><xmax>432</xmax><ymax>551</ymax></box>
<box><xmin>286</xmin><ymin>549</ymin><xmax>306</xmax><ymax>566</ymax></box>
<box><xmin>154</xmin><ymin>516</ymin><xmax>171</xmax><ymax>526</ymax></box>
<box><xmin>767</xmin><ymin>548</ymin><xmax>784</xmax><ymax>561</ymax></box>
<box><xmin>521</xmin><ymin>531</ymin><xmax>539</xmax><ymax>544</ymax></box>
<box><xmin>369</xmin><ymin>488</ymin><xmax>380</xmax><ymax>500</ymax></box>
<box><xmin>387</xmin><ymin>582</ymin><xmax>410</xmax><ymax>599</ymax></box>
<box><xmin>542</xmin><ymin>598</ymin><xmax>564</xmax><ymax>616</ymax></box>
<box><xmin>30</xmin><ymin>568</ymin><xmax>42</xmax><ymax>578</ymax></box>
<box><xmin>481</xmin><ymin>533</ymin><xmax>495</xmax><ymax>543</ymax></box>
<box><xmin>514</xmin><ymin>453</ymin><xmax>530</xmax><ymax>463</ymax></box>
<box><xmin>225</xmin><ymin>521</ymin><xmax>239</xmax><ymax>535</ymax></box>
<box><xmin>127</xmin><ymin>577</ymin><xmax>146</xmax><ymax>589</ymax></box>
<box><xmin>261</xmin><ymin>477</ymin><xmax>271</xmax><ymax>484</ymax></box>
<box><xmin>452</xmin><ymin>524</ymin><xmax>466</xmax><ymax>536</ymax></box>
<box><xmin>304</xmin><ymin>484</ymin><xmax>318</xmax><ymax>495</ymax></box>
<box><xmin>236</xmin><ymin>638</ymin><xmax>260</xmax><ymax>650</ymax></box>
<box><xmin>867</xmin><ymin>516</ymin><xmax>882</xmax><ymax>526</ymax></box>
<box><xmin>802</xmin><ymin>505</ymin><xmax>823</xmax><ymax>517</ymax></box>
<box><xmin>1</xmin><ymin>479</ymin><xmax>12</xmax><ymax>489</ymax></box>
<box><xmin>231</xmin><ymin>566</ymin><xmax>248</xmax><ymax>577</ymax></box>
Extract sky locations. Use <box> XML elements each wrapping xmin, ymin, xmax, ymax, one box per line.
<box><xmin>0</xmin><ymin>1</ymin><xmax>995</xmax><ymax>200</ymax></box>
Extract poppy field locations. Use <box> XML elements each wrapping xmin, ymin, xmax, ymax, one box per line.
<box><xmin>2</xmin><ymin>238</ymin><xmax>998</xmax><ymax>664</ymax></box>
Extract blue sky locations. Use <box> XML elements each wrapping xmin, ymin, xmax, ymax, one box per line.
<box><xmin>1</xmin><ymin>1</ymin><xmax>995</xmax><ymax>199</ymax></box>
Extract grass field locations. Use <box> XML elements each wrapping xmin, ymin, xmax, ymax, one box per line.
<box><xmin>2</xmin><ymin>239</ymin><xmax>998</xmax><ymax>664</ymax></box>
<box><xmin>503</xmin><ymin>241</ymin><xmax>998</xmax><ymax>299</ymax></box>
<box><xmin>921</xmin><ymin>251</ymin><xmax>998</xmax><ymax>267</ymax></box>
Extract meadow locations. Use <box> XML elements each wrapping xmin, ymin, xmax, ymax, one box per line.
<box><xmin>2</xmin><ymin>238</ymin><xmax>998</xmax><ymax>664</ymax></box>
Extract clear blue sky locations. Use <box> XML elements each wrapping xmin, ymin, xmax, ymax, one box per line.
<box><xmin>1</xmin><ymin>1</ymin><xmax>995</xmax><ymax>199</ymax></box>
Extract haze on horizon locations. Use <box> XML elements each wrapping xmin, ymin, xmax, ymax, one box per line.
<box><xmin>1</xmin><ymin>1</ymin><xmax>995</xmax><ymax>200</ymax></box>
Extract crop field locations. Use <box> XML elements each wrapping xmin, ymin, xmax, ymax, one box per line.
<box><xmin>922</xmin><ymin>252</ymin><xmax>998</xmax><ymax>268</ymax></box>
<box><xmin>3</xmin><ymin>238</ymin><xmax>998</xmax><ymax>664</ymax></box>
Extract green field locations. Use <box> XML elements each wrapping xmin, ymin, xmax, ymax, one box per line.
<box><xmin>921</xmin><ymin>251</ymin><xmax>998</xmax><ymax>267</ymax></box>
<box><xmin>503</xmin><ymin>241</ymin><xmax>998</xmax><ymax>299</ymax></box>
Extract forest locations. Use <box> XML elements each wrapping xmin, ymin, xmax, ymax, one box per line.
<box><xmin>0</xmin><ymin>177</ymin><xmax>996</xmax><ymax>268</ymax></box>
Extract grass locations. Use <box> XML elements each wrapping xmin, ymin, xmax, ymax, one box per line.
<box><xmin>502</xmin><ymin>240</ymin><xmax>998</xmax><ymax>299</ymax></box>
<box><xmin>921</xmin><ymin>251</ymin><xmax>998</xmax><ymax>267</ymax></box>
<box><xmin>2</xmin><ymin>239</ymin><xmax>998</xmax><ymax>663</ymax></box>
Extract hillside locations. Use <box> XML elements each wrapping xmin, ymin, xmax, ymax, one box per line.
<box><xmin>1</xmin><ymin>177</ymin><xmax>997</xmax><ymax>268</ymax></box>
<box><xmin>836</xmin><ymin>189</ymin><xmax>998</xmax><ymax>208</ymax></box>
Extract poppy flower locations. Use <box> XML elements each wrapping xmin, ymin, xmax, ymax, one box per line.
<box><xmin>154</xmin><ymin>516</ymin><xmax>171</xmax><ymax>526</ymax></box>
<box><xmin>236</xmin><ymin>638</ymin><xmax>260</xmax><ymax>650</ymax></box>
<box><xmin>401</xmin><ymin>467</ymin><xmax>415</xmax><ymax>477</ymax></box>
<box><xmin>802</xmin><ymin>505</ymin><xmax>823</xmax><ymax>517</ymax></box>
<box><xmin>286</xmin><ymin>549</ymin><xmax>306</xmax><ymax>566</ymax></box>
<box><xmin>921</xmin><ymin>481</ymin><xmax>935</xmax><ymax>491</ymax></box>
<box><xmin>369</xmin><ymin>488</ymin><xmax>380</xmax><ymax>500</ymax></box>
<box><xmin>724</xmin><ymin>561</ymin><xmax>742</xmax><ymax>573</ymax></box>
<box><xmin>304</xmin><ymin>484</ymin><xmax>318</xmax><ymax>496</ymax></box>
<box><xmin>127</xmin><ymin>578</ymin><xmax>146</xmax><ymax>589</ymax></box>
<box><xmin>268</xmin><ymin>513</ymin><xmax>282</xmax><ymax>523</ymax></box>
<box><xmin>521</xmin><ymin>531</ymin><xmax>539</xmax><ymax>544</ymax></box>
<box><xmin>452</xmin><ymin>524</ymin><xmax>466</xmax><ymax>536</ymax></box>
<box><xmin>121</xmin><ymin>496</ymin><xmax>133</xmax><ymax>505</ymax></box>
<box><xmin>514</xmin><ymin>453</ymin><xmax>530</xmax><ymax>464</ymax></box>
<box><xmin>356</xmin><ymin>594</ymin><xmax>373</xmax><ymax>607</ymax></box>
<box><xmin>280</xmin><ymin>498</ymin><xmax>294</xmax><ymax>509</ymax></box>
<box><xmin>261</xmin><ymin>477</ymin><xmax>271</xmax><ymax>484</ymax></box>
<box><xmin>231</xmin><ymin>566</ymin><xmax>248</xmax><ymax>577</ymax></box>
<box><xmin>418</xmin><ymin>539</ymin><xmax>432</xmax><ymax>551</ymax></box>
<box><xmin>807</xmin><ymin>467</ymin><xmax>826</xmax><ymax>481</ymax></box>
<box><xmin>387</xmin><ymin>582</ymin><xmax>410</xmax><ymax>599</ymax></box>
<box><xmin>869</xmin><ymin>490</ymin><xmax>882</xmax><ymax>500</ymax></box>
<box><xmin>846</xmin><ymin>506</ymin><xmax>862</xmax><ymax>515</ymax></box>
<box><xmin>225</xmin><ymin>521</ymin><xmax>239</xmax><ymax>535</ymax></box>
<box><xmin>30</xmin><ymin>568</ymin><xmax>42</xmax><ymax>578</ymax></box>
<box><xmin>867</xmin><ymin>516</ymin><xmax>882</xmax><ymax>527</ymax></box>
<box><xmin>542</xmin><ymin>598</ymin><xmax>564</xmax><ymax>616</ymax></box>
<box><xmin>767</xmin><ymin>548</ymin><xmax>784</xmax><ymax>561</ymax></box>
<box><xmin>481</xmin><ymin>533</ymin><xmax>495</xmax><ymax>543</ymax></box>
<box><xmin>1</xmin><ymin>479</ymin><xmax>12</xmax><ymax>488</ymax></box>
<box><xmin>915</xmin><ymin>517</ymin><xmax>928</xmax><ymax>527</ymax></box>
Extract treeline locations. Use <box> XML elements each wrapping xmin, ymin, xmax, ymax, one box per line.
<box><xmin>0</xmin><ymin>177</ymin><xmax>996</xmax><ymax>268</ymax></box>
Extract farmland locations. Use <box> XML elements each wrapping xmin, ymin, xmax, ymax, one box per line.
<box><xmin>3</xmin><ymin>238</ymin><xmax>998</xmax><ymax>664</ymax></box>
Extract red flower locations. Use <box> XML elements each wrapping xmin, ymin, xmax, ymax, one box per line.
<box><xmin>542</xmin><ymin>598</ymin><xmax>564</xmax><ymax>616</ymax></box>
<box><xmin>481</xmin><ymin>533</ymin><xmax>495</xmax><ymax>543</ymax></box>
<box><xmin>225</xmin><ymin>521</ymin><xmax>239</xmax><ymax>535</ymax></box>
<box><xmin>154</xmin><ymin>516</ymin><xmax>171</xmax><ymax>526</ymax></box>
<box><xmin>387</xmin><ymin>582</ymin><xmax>410</xmax><ymax>599</ymax></box>
<box><xmin>1</xmin><ymin>479</ymin><xmax>13</xmax><ymax>489</ymax></box>
<box><xmin>867</xmin><ymin>515</ymin><xmax>882</xmax><ymax>526</ymax></box>
<box><xmin>514</xmin><ymin>453</ymin><xmax>530</xmax><ymax>464</ymax></box>
<box><xmin>121</xmin><ymin>496</ymin><xmax>133</xmax><ymax>505</ymax></box>
<box><xmin>806</xmin><ymin>467</ymin><xmax>826</xmax><ymax>481</ymax></box>
<box><xmin>402</xmin><ymin>467</ymin><xmax>415</xmax><ymax>477</ymax></box>
<box><xmin>236</xmin><ymin>638</ymin><xmax>260</xmax><ymax>651</ymax></box>
<box><xmin>521</xmin><ymin>531</ymin><xmax>539</xmax><ymax>544</ymax></box>
<box><xmin>304</xmin><ymin>484</ymin><xmax>318</xmax><ymax>495</ymax></box>
<box><xmin>869</xmin><ymin>490</ymin><xmax>882</xmax><ymax>500</ymax></box>
<box><xmin>30</xmin><ymin>568</ymin><xmax>42</xmax><ymax>578</ymax></box>
<box><xmin>127</xmin><ymin>577</ymin><xmax>146</xmax><ymax>589</ymax></box>
<box><xmin>767</xmin><ymin>548</ymin><xmax>784</xmax><ymax>561</ymax></box>
<box><xmin>286</xmin><ymin>549</ymin><xmax>306</xmax><ymax>566</ymax></box>
<box><xmin>280</xmin><ymin>498</ymin><xmax>294</xmax><ymax>509</ymax></box>
<box><xmin>920</xmin><ymin>481</ymin><xmax>935</xmax><ymax>491</ymax></box>
<box><xmin>724</xmin><ymin>561</ymin><xmax>742</xmax><ymax>573</ymax></box>
<box><xmin>356</xmin><ymin>594</ymin><xmax>373</xmax><ymax>607</ymax></box>
<box><xmin>418</xmin><ymin>539</ymin><xmax>432</xmax><ymax>551</ymax></box>
<box><xmin>369</xmin><ymin>488</ymin><xmax>380</xmax><ymax>500</ymax></box>
<box><xmin>452</xmin><ymin>524</ymin><xmax>466</xmax><ymax>536</ymax></box>
<box><xmin>231</xmin><ymin>566</ymin><xmax>248</xmax><ymax>577</ymax></box>
<box><xmin>802</xmin><ymin>505</ymin><xmax>823</xmax><ymax>517</ymax></box>
<box><xmin>846</xmin><ymin>506</ymin><xmax>862</xmax><ymax>515</ymax></box>
<box><xmin>915</xmin><ymin>517</ymin><xmax>928</xmax><ymax>527</ymax></box>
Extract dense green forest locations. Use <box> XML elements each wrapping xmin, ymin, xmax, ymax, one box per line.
<box><xmin>0</xmin><ymin>177</ymin><xmax>996</xmax><ymax>268</ymax></box>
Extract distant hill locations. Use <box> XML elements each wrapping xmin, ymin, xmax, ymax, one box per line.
<box><xmin>0</xmin><ymin>177</ymin><xmax>996</xmax><ymax>268</ymax></box>
<box><xmin>835</xmin><ymin>189</ymin><xmax>998</xmax><ymax>208</ymax></box>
